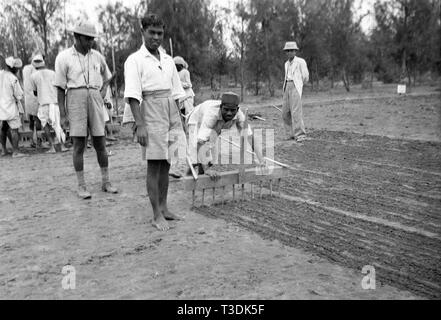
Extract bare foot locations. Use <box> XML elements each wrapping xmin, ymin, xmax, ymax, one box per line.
<box><xmin>152</xmin><ymin>216</ymin><xmax>170</xmax><ymax>231</ymax></box>
<box><xmin>162</xmin><ymin>210</ymin><xmax>183</xmax><ymax>221</ymax></box>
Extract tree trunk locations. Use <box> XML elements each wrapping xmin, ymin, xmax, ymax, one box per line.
<box><xmin>240</xmin><ymin>15</ymin><xmax>244</xmax><ymax>102</ymax></box>
<box><xmin>43</xmin><ymin>23</ymin><xmax>48</xmax><ymax>57</ymax></box>
<box><xmin>342</xmin><ymin>68</ymin><xmax>350</xmax><ymax>92</ymax></box>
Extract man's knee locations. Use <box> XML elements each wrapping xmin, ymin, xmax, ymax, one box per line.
<box><xmin>92</xmin><ymin>136</ymin><xmax>106</xmax><ymax>152</ymax></box>
<box><xmin>73</xmin><ymin>138</ymin><xmax>86</xmax><ymax>154</ymax></box>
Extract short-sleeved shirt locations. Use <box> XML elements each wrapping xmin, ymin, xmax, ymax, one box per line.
<box><xmin>188</xmin><ymin>100</ymin><xmax>252</xmax><ymax>143</ymax></box>
<box><xmin>178</xmin><ymin>69</ymin><xmax>195</xmax><ymax>98</ymax></box>
<box><xmin>22</xmin><ymin>64</ymin><xmax>39</xmax><ymax>114</ymax></box>
<box><xmin>0</xmin><ymin>70</ymin><xmax>24</xmax><ymax>120</ymax></box>
<box><xmin>54</xmin><ymin>46</ymin><xmax>112</xmax><ymax>90</ymax></box>
<box><xmin>124</xmin><ymin>45</ymin><xmax>185</xmax><ymax>103</ymax></box>
<box><xmin>30</xmin><ymin>69</ymin><xmax>58</xmax><ymax>106</ymax></box>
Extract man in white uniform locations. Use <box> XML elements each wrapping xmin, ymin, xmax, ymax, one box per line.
<box><xmin>124</xmin><ymin>14</ymin><xmax>186</xmax><ymax>231</ymax></box>
<box><xmin>282</xmin><ymin>41</ymin><xmax>309</xmax><ymax>142</ymax></box>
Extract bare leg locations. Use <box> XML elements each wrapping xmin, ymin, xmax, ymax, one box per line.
<box><xmin>10</xmin><ymin>129</ymin><xmax>22</xmax><ymax>156</ymax></box>
<box><xmin>159</xmin><ymin>160</ymin><xmax>182</xmax><ymax>220</ymax></box>
<box><xmin>0</xmin><ymin>122</ymin><xmax>8</xmax><ymax>155</ymax></box>
<box><xmin>72</xmin><ymin>137</ymin><xmax>91</xmax><ymax>198</ymax></box>
<box><xmin>91</xmin><ymin>136</ymin><xmax>108</xmax><ymax>168</ymax></box>
<box><xmin>147</xmin><ymin>160</ymin><xmax>169</xmax><ymax>231</ymax></box>
<box><xmin>72</xmin><ymin>137</ymin><xmax>86</xmax><ymax>172</ymax></box>
<box><xmin>44</xmin><ymin>125</ymin><xmax>56</xmax><ymax>153</ymax></box>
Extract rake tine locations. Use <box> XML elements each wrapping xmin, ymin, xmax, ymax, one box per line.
<box><xmin>278</xmin><ymin>178</ymin><xmax>282</xmax><ymax>196</ymax></box>
<box><xmin>259</xmin><ymin>181</ymin><xmax>263</xmax><ymax>199</ymax></box>
<box><xmin>241</xmin><ymin>183</ymin><xmax>245</xmax><ymax>201</ymax></box>
<box><xmin>232</xmin><ymin>184</ymin><xmax>235</xmax><ymax>202</ymax></box>
<box><xmin>270</xmin><ymin>180</ymin><xmax>273</xmax><ymax>197</ymax></box>
<box><xmin>250</xmin><ymin>183</ymin><xmax>254</xmax><ymax>199</ymax></box>
<box><xmin>202</xmin><ymin>189</ymin><xmax>205</xmax><ymax>206</ymax></box>
<box><xmin>222</xmin><ymin>186</ymin><xmax>225</xmax><ymax>206</ymax></box>
<box><xmin>212</xmin><ymin>187</ymin><xmax>215</xmax><ymax>204</ymax></box>
<box><xmin>192</xmin><ymin>190</ymin><xmax>195</xmax><ymax>207</ymax></box>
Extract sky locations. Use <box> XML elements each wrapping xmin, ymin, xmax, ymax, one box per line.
<box><xmin>69</xmin><ymin>0</ymin><xmax>376</xmax><ymax>33</ymax></box>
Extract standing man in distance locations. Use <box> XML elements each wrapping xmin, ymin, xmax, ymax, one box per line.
<box><xmin>0</xmin><ymin>57</ymin><xmax>26</xmax><ymax>158</ymax></box>
<box><xmin>124</xmin><ymin>14</ymin><xmax>186</xmax><ymax>231</ymax></box>
<box><xmin>55</xmin><ymin>21</ymin><xmax>118</xmax><ymax>199</ymax></box>
<box><xmin>30</xmin><ymin>54</ymin><xmax>68</xmax><ymax>153</ymax></box>
<box><xmin>23</xmin><ymin>53</ymin><xmax>42</xmax><ymax>148</ymax></box>
<box><xmin>282</xmin><ymin>41</ymin><xmax>309</xmax><ymax>142</ymax></box>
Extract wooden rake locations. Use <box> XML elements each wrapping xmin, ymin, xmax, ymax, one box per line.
<box><xmin>182</xmin><ymin>108</ymin><xmax>293</xmax><ymax>207</ymax></box>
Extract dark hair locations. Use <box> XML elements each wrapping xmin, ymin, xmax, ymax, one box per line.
<box><xmin>141</xmin><ymin>14</ymin><xmax>165</xmax><ymax>30</ymax></box>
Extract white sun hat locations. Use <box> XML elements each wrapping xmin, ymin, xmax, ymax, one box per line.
<box><xmin>283</xmin><ymin>41</ymin><xmax>299</xmax><ymax>51</ymax></box>
<box><xmin>70</xmin><ymin>21</ymin><xmax>99</xmax><ymax>38</ymax></box>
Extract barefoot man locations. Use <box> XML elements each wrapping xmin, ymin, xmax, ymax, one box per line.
<box><xmin>124</xmin><ymin>14</ymin><xmax>186</xmax><ymax>231</ymax></box>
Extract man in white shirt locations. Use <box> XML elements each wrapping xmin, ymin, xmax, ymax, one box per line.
<box><xmin>186</xmin><ymin>92</ymin><xmax>265</xmax><ymax>179</ymax></box>
<box><xmin>30</xmin><ymin>54</ymin><xmax>68</xmax><ymax>153</ymax></box>
<box><xmin>23</xmin><ymin>54</ymin><xmax>41</xmax><ymax>148</ymax></box>
<box><xmin>0</xmin><ymin>56</ymin><xmax>26</xmax><ymax>158</ymax></box>
<box><xmin>55</xmin><ymin>21</ymin><xmax>118</xmax><ymax>199</ymax></box>
<box><xmin>282</xmin><ymin>41</ymin><xmax>309</xmax><ymax>142</ymax></box>
<box><xmin>124</xmin><ymin>14</ymin><xmax>186</xmax><ymax>231</ymax></box>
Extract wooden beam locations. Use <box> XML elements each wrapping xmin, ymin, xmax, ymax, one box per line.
<box><xmin>182</xmin><ymin>166</ymin><xmax>291</xmax><ymax>191</ymax></box>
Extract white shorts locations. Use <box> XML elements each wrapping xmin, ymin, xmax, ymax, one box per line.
<box><xmin>0</xmin><ymin>117</ymin><xmax>21</xmax><ymax>130</ymax></box>
<box><xmin>38</xmin><ymin>103</ymin><xmax>58</xmax><ymax>128</ymax></box>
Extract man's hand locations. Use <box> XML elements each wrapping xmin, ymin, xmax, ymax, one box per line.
<box><xmin>60</xmin><ymin>115</ymin><xmax>69</xmax><ymax>130</ymax></box>
<box><xmin>204</xmin><ymin>168</ymin><xmax>219</xmax><ymax>182</ymax></box>
<box><xmin>136</xmin><ymin>125</ymin><xmax>148</xmax><ymax>147</ymax></box>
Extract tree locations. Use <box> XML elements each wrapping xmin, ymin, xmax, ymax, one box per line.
<box><xmin>20</xmin><ymin>0</ymin><xmax>63</xmax><ymax>58</ymax></box>
<box><xmin>372</xmin><ymin>0</ymin><xmax>441</xmax><ymax>85</ymax></box>
<box><xmin>232</xmin><ymin>0</ymin><xmax>250</xmax><ymax>101</ymax></box>
<box><xmin>145</xmin><ymin>0</ymin><xmax>219</xmax><ymax>84</ymax></box>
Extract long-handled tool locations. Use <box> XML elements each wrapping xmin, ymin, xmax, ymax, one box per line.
<box><xmin>271</xmin><ymin>105</ymin><xmax>282</xmax><ymax>112</ymax></box>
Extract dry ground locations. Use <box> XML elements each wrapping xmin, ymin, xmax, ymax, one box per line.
<box><xmin>0</xmin><ymin>84</ymin><xmax>439</xmax><ymax>299</ymax></box>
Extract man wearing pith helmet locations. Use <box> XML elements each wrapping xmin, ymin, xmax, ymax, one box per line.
<box><xmin>282</xmin><ymin>41</ymin><xmax>309</xmax><ymax>142</ymax></box>
<box><xmin>54</xmin><ymin>21</ymin><xmax>118</xmax><ymax>199</ymax></box>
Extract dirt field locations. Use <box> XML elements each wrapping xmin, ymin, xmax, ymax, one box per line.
<box><xmin>0</xmin><ymin>85</ymin><xmax>439</xmax><ymax>299</ymax></box>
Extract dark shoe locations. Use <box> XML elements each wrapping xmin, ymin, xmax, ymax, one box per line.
<box><xmin>102</xmin><ymin>182</ymin><xmax>118</xmax><ymax>194</ymax></box>
<box><xmin>77</xmin><ymin>186</ymin><xmax>92</xmax><ymax>199</ymax></box>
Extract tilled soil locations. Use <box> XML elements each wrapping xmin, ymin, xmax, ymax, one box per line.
<box><xmin>196</xmin><ymin>129</ymin><xmax>441</xmax><ymax>299</ymax></box>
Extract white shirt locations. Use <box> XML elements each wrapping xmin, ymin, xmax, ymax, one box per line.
<box><xmin>54</xmin><ymin>46</ymin><xmax>112</xmax><ymax>90</ymax></box>
<box><xmin>30</xmin><ymin>69</ymin><xmax>58</xmax><ymax>106</ymax></box>
<box><xmin>178</xmin><ymin>68</ymin><xmax>195</xmax><ymax>99</ymax></box>
<box><xmin>284</xmin><ymin>56</ymin><xmax>309</xmax><ymax>97</ymax></box>
<box><xmin>124</xmin><ymin>45</ymin><xmax>185</xmax><ymax>104</ymax></box>
<box><xmin>188</xmin><ymin>100</ymin><xmax>252</xmax><ymax>143</ymax></box>
<box><xmin>22</xmin><ymin>64</ymin><xmax>39</xmax><ymax>113</ymax></box>
<box><xmin>0</xmin><ymin>70</ymin><xmax>23</xmax><ymax>120</ymax></box>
